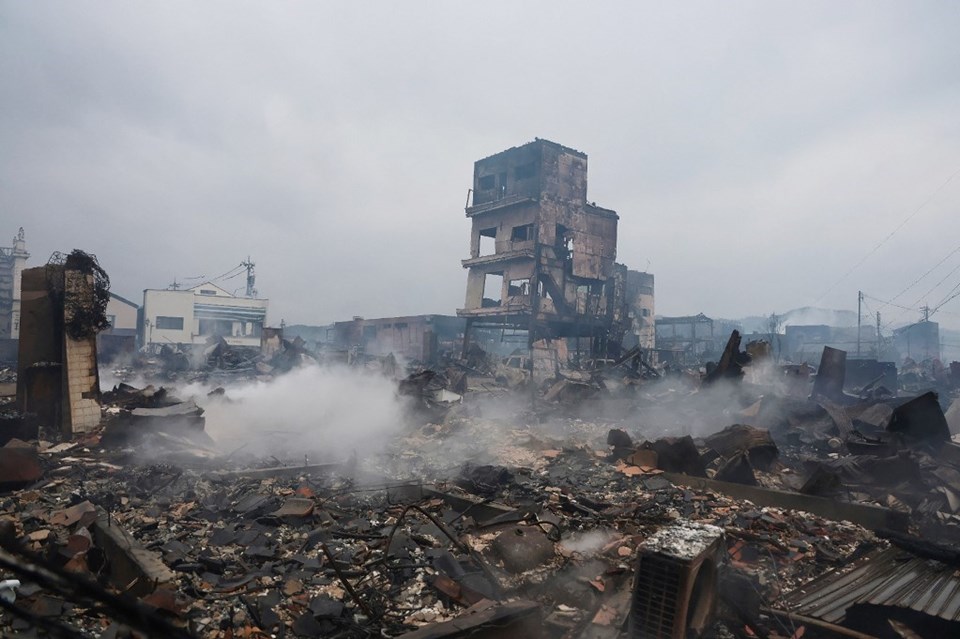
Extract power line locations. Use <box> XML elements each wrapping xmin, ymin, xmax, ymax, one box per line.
<box><xmin>862</xmin><ymin>292</ymin><xmax>916</xmax><ymax>313</ymax></box>
<box><xmin>930</xmin><ymin>281</ymin><xmax>960</xmax><ymax>316</ymax></box>
<box><xmin>908</xmin><ymin>259</ymin><xmax>960</xmax><ymax>310</ymax></box>
<box><xmin>813</xmin><ymin>165</ymin><xmax>960</xmax><ymax>304</ymax></box>
<box><xmin>209</xmin><ymin>263</ymin><xmax>244</xmax><ymax>282</ymax></box>
<box><xmin>876</xmin><ymin>242</ymin><xmax>960</xmax><ymax>311</ymax></box>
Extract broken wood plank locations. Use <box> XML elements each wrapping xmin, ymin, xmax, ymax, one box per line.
<box><xmin>661</xmin><ymin>472</ymin><xmax>908</xmax><ymax>532</ymax></box>
<box><xmin>91</xmin><ymin>511</ymin><xmax>176</xmax><ymax>597</ymax></box>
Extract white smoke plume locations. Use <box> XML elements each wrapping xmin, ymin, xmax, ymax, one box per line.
<box><xmin>185</xmin><ymin>365</ymin><xmax>407</xmax><ymax>461</ymax></box>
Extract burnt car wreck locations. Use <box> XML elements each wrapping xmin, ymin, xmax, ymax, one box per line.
<box><xmin>1</xmin><ymin>142</ymin><xmax>960</xmax><ymax>639</ymax></box>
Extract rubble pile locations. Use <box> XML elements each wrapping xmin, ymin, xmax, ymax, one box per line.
<box><xmin>1</xmin><ymin>336</ymin><xmax>960</xmax><ymax>638</ymax></box>
<box><xmin>0</xmin><ymin>418</ymin><xmax>886</xmax><ymax>639</ymax></box>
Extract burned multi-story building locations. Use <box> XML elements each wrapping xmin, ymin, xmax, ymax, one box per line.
<box><xmin>458</xmin><ymin>139</ymin><xmax>636</xmax><ymax>358</ymax></box>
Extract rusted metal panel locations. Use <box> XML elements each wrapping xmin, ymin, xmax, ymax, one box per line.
<box><xmin>784</xmin><ymin>547</ymin><xmax>960</xmax><ymax>624</ymax></box>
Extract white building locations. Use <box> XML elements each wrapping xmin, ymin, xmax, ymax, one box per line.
<box><xmin>0</xmin><ymin>228</ymin><xmax>29</xmax><ymax>339</ymax></box>
<box><xmin>105</xmin><ymin>293</ymin><xmax>139</xmax><ymax>336</ymax></box>
<box><xmin>142</xmin><ymin>282</ymin><xmax>268</xmax><ymax>348</ymax></box>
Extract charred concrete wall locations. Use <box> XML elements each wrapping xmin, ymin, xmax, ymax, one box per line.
<box><xmin>623</xmin><ymin>270</ymin><xmax>655</xmax><ymax>351</ymax></box>
<box><xmin>459</xmin><ymin>139</ymin><xmax>621</xmax><ymax>339</ymax></box>
<box><xmin>17</xmin><ymin>263</ymin><xmax>102</xmax><ymax>437</ymax></box>
<box><xmin>63</xmin><ymin>270</ymin><xmax>101</xmax><ymax>432</ymax></box>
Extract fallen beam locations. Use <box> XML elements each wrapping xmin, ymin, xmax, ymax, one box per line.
<box><xmin>387</xmin><ymin>484</ymin><xmax>518</xmax><ymax>524</ymax></box>
<box><xmin>206</xmin><ymin>462</ymin><xmax>341</xmax><ymax>480</ymax></box>
<box><xmin>661</xmin><ymin>472</ymin><xmax>908</xmax><ymax>532</ymax></box>
<box><xmin>395</xmin><ymin>598</ymin><xmax>541</xmax><ymax>639</ymax></box>
<box><xmin>91</xmin><ymin>511</ymin><xmax>176</xmax><ymax>597</ymax></box>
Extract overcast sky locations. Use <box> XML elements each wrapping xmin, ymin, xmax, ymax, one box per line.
<box><xmin>2</xmin><ymin>2</ymin><xmax>959</xmax><ymax>330</ymax></box>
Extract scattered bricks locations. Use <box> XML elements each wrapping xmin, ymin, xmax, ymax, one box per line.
<box><xmin>0</xmin><ymin>445</ymin><xmax>42</xmax><ymax>488</ymax></box>
<box><xmin>271</xmin><ymin>497</ymin><xmax>314</xmax><ymax>519</ymax></box>
<box><xmin>48</xmin><ymin>501</ymin><xmax>96</xmax><ymax>527</ymax></box>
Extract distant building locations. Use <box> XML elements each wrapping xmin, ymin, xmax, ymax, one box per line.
<box><xmin>0</xmin><ymin>227</ymin><xmax>29</xmax><ymax>339</ymax></box>
<box><xmin>99</xmin><ymin>293</ymin><xmax>140</xmax><ymax>363</ymax></box>
<box><xmin>105</xmin><ymin>293</ymin><xmax>139</xmax><ymax>336</ymax></box>
<box><xmin>141</xmin><ymin>282</ymin><xmax>268</xmax><ymax>349</ymax></box>
<box><xmin>893</xmin><ymin>320</ymin><xmax>940</xmax><ymax>362</ymax></box>
<box><xmin>331</xmin><ymin>315</ymin><xmax>465</xmax><ymax>362</ymax></box>
<box><xmin>655</xmin><ymin>314</ymin><xmax>717</xmax><ymax>364</ymax></box>
<box><xmin>621</xmin><ymin>270</ymin><xmax>655</xmax><ymax>351</ymax></box>
<box><xmin>785</xmin><ymin>324</ymin><xmax>881</xmax><ymax>363</ymax></box>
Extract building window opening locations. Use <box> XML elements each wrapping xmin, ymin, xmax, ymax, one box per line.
<box><xmin>537</xmin><ymin>276</ymin><xmax>555</xmax><ymax>303</ymax></box>
<box><xmin>478</xmin><ymin>175</ymin><xmax>495</xmax><ymax>191</ymax></box>
<box><xmin>155</xmin><ymin>316</ymin><xmax>184</xmax><ymax>330</ymax></box>
<box><xmin>479</xmin><ymin>227</ymin><xmax>496</xmax><ymax>256</ymax></box>
<box><xmin>556</xmin><ymin>224</ymin><xmax>573</xmax><ymax>256</ymax></box>
<box><xmin>482</xmin><ymin>273</ymin><xmax>504</xmax><ymax>307</ymax></box>
<box><xmin>199</xmin><ymin>289</ymin><xmax>218</xmax><ymax>296</ymax></box>
<box><xmin>511</xmin><ymin>224</ymin><xmax>534</xmax><ymax>242</ymax></box>
<box><xmin>199</xmin><ymin>318</ymin><xmax>232</xmax><ymax>336</ymax></box>
<box><xmin>508</xmin><ymin>278</ymin><xmax>530</xmax><ymax>298</ymax></box>
<box><xmin>514</xmin><ymin>163</ymin><xmax>536</xmax><ymax>180</ymax></box>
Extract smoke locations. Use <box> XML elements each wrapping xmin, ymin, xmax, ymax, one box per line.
<box><xmin>560</xmin><ymin>530</ymin><xmax>618</xmax><ymax>556</ymax></box>
<box><xmin>188</xmin><ymin>365</ymin><xmax>407</xmax><ymax>461</ymax></box>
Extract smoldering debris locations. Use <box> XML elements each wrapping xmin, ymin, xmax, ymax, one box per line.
<box><xmin>1</xmin><ymin>336</ymin><xmax>959</xmax><ymax>639</ymax></box>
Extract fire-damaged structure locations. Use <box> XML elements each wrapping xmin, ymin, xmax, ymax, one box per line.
<box><xmin>458</xmin><ymin>139</ymin><xmax>651</xmax><ymax>361</ymax></box>
<box><xmin>16</xmin><ymin>251</ymin><xmax>109</xmax><ymax>437</ymax></box>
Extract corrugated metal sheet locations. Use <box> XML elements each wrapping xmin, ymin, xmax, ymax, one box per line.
<box><xmin>783</xmin><ymin>547</ymin><xmax>960</xmax><ymax>623</ymax></box>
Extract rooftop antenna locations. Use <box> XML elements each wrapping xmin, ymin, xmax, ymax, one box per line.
<box><xmin>242</xmin><ymin>257</ymin><xmax>257</xmax><ymax>298</ymax></box>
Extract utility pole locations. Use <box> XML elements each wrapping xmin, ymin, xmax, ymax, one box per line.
<box><xmin>168</xmin><ymin>278</ymin><xmax>180</xmax><ymax>290</ymax></box>
<box><xmin>922</xmin><ymin>305</ymin><xmax>930</xmax><ymax>322</ymax></box>
<box><xmin>241</xmin><ymin>257</ymin><xmax>257</xmax><ymax>298</ymax></box>
<box><xmin>857</xmin><ymin>290</ymin><xmax>863</xmax><ymax>357</ymax></box>
<box><xmin>876</xmin><ymin>311</ymin><xmax>881</xmax><ymax>359</ymax></box>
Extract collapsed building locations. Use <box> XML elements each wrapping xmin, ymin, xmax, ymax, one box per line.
<box><xmin>457</xmin><ymin>139</ymin><xmax>654</xmax><ymax>364</ymax></box>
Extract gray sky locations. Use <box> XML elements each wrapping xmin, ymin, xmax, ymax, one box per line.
<box><xmin>2</xmin><ymin>2</ymin><xmax>959</xmax><ymax>329</ymax></box>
